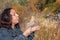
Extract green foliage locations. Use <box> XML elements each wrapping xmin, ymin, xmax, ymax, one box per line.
<box><xmin>18</xmin><ymin>0</ymin><xmax>28</xmax><ymax>6</ymax></box>
<box><xmin>46</xmin><ymin>0</ymin><xmax>56</xmax><ymax>4</ymax></box>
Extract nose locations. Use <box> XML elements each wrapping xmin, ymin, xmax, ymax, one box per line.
<box><xmin>16</xmin><ymin>14</ymin><xmax>19</xmax><ymax>20</ymax></box>
<box><xmin>16</xmin><ymin>14</ymin><xmax>19</xmax><ymax>17</ymax></box>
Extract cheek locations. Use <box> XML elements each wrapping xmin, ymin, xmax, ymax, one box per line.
<box><xmin>12</xmin><ymin>16</ymin><xmax>19</xmax><ymax>23</ymax></box>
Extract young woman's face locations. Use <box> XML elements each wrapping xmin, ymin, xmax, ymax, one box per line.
<box><xmin>10</xmin><ymin>9</ymin><xmax>19</xmax><ymax>24</ymax></box>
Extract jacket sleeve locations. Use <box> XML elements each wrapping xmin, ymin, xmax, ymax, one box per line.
<box><xmin>0</xmin><ymin>32</ymin><xmax>34</xmax><ymax>40</ymax></box>
<box><xmin>15</xmin><ymin>25</ymin><xmax>35</xmax><ymax>40</ymax></box>
<box><xmin>14</xmin><ymin>32</ymin><xmax>35</xmax><ymax>40</ymax></box>
<box><xmin>0</xmin><ymin>33</ymin><xmax>26</xmax><ymax>40</ymax></box>
<box><xmin>14</xmin><ymin>26</ymin><xmax>27</xmax><ymax>40</ymax></box>
<box><xmin>14</xmin><ymin>34</ymin><xmax>26</xmax><ymax>40</ymax></box>
<box><xmin>27</xmin><ymin>32</ymin><xmax>35</xmax><ymax>40</ymax></box>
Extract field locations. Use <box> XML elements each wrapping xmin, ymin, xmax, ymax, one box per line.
<box><xmin>0</xmin><ymin>0</ymin><xmax>60</xmax><ymax>40</ymax></box>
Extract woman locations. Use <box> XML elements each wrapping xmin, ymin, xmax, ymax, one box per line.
<box><xmin>0</xmin><ymin>8</ymin><xmax>40</xmax><ymax>40</ymax></box>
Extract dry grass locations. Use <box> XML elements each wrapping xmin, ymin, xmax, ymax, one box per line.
<box><xmin>0</xmin><ymin>0</ymin><xmax>60</xmax><ymax>40</ymax></box>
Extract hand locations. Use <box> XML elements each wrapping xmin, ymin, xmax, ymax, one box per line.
<box><xmin>31</xmin><ymin>26</ymin><xmax>41</xmax><ymax>32</ymax></box>
<box><xmin>23</xmin><ymin>26</ymin><xmax>41</xmax><ymax>37</ymax></box>
<box><xmin>23</xmin><ymin>27</ymin><xmax>32</xmax><ymax>37</ymax></box>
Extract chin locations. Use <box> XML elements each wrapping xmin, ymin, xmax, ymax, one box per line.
<box><xmin>16</xmin><ymin>21</ymin><xmax>19</xmax><ymax>23</ymax></box>
<box><xmin>15</xmin><ymin>21</ymin><xmax>19</xmax><ymax>24</ymax></box>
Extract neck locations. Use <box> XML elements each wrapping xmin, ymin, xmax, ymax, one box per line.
<box><xmin>12</xmin><ymin>24</ymin><xmax>15</xmax><ymax>29</ymax></box>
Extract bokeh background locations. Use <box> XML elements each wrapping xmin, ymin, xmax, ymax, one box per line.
<box><xmin>0</xmin><ymin>0</ymin><xmax>60</xmax><ymax>40</ymax></box>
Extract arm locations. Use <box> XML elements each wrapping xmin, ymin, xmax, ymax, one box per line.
<box><xmin>27</xmin><ymin>32</ymin><xmax>35</xmax><ymax>40</ymax></box>
<box><xmin>14</xmin><ymin>26</ymin><xmax>27</xmax><ymax>40</ymax></box>
<box><xmin>14</xmin><ymin>32</ymin><xmax>34</xmax><ymax>40</ymax></box>
<box><xmin>0</xmin><ymin>25</ymin><xmax>40</xmax><ymax>40</ymax></box>
<box><xmin>0</xmin><ymin>32</ymin><xmax>26</xmax><ymax>40</ymax></box>
<box><xmin>14</xmin><ymin>34</ymin><xmax>26</xmax><ymax>40</ymax></box>
<box><xmin>14</xmin><ymin>25</ymin><xmax>40</xmax><ymax>40</ymax></box>
<box><xmin>14</xmin><ymin>26</ymin><xmax>33</xmax><ymax>40</ymax></box>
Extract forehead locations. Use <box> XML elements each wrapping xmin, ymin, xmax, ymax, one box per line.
<box><xmin>10</xmin><ymin>9</ymin><xmax>16</xmax><ymax>12</ymax></box>
<box><xmin>10</xmin><ymin>9</ymin><xmax>16</xmax><ymax>15</ymax></box>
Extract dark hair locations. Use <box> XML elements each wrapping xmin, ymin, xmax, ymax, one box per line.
<box><xmin>0</xmin><ymin>8</ymin><xmax>12</xmax><ymax>28</ymax></box>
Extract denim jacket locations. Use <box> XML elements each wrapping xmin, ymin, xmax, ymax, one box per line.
<box><xmin>0</xmin><ymin>26</ymin><xmax>34</xmax><ymax>40</ymax></box>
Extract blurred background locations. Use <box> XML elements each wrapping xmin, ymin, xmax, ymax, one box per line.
<box><xmin>0</xmin><ymin>0</ymin><xmax>60</xmax><ymax>40</ymax></box>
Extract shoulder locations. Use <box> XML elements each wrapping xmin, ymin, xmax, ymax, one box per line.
<box><xmin>0</xmin><ymin>28</ymin><xmax>2</xmax><ymax>36</ymax></box>
<box><xmin>0</xmin><ymin>28</ymin><xmax>9</xmax><ymax>36</ymax></box>
<box><xmin>0</xmin><ymin>28</ymin><xmax>13</xmax><ymax>40</ymax></box>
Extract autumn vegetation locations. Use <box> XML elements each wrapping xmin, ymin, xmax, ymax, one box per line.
<box><xmin>0</xmin><ymin>0</ymin><xmax>60</xmax><ymax>40</ymax></box>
